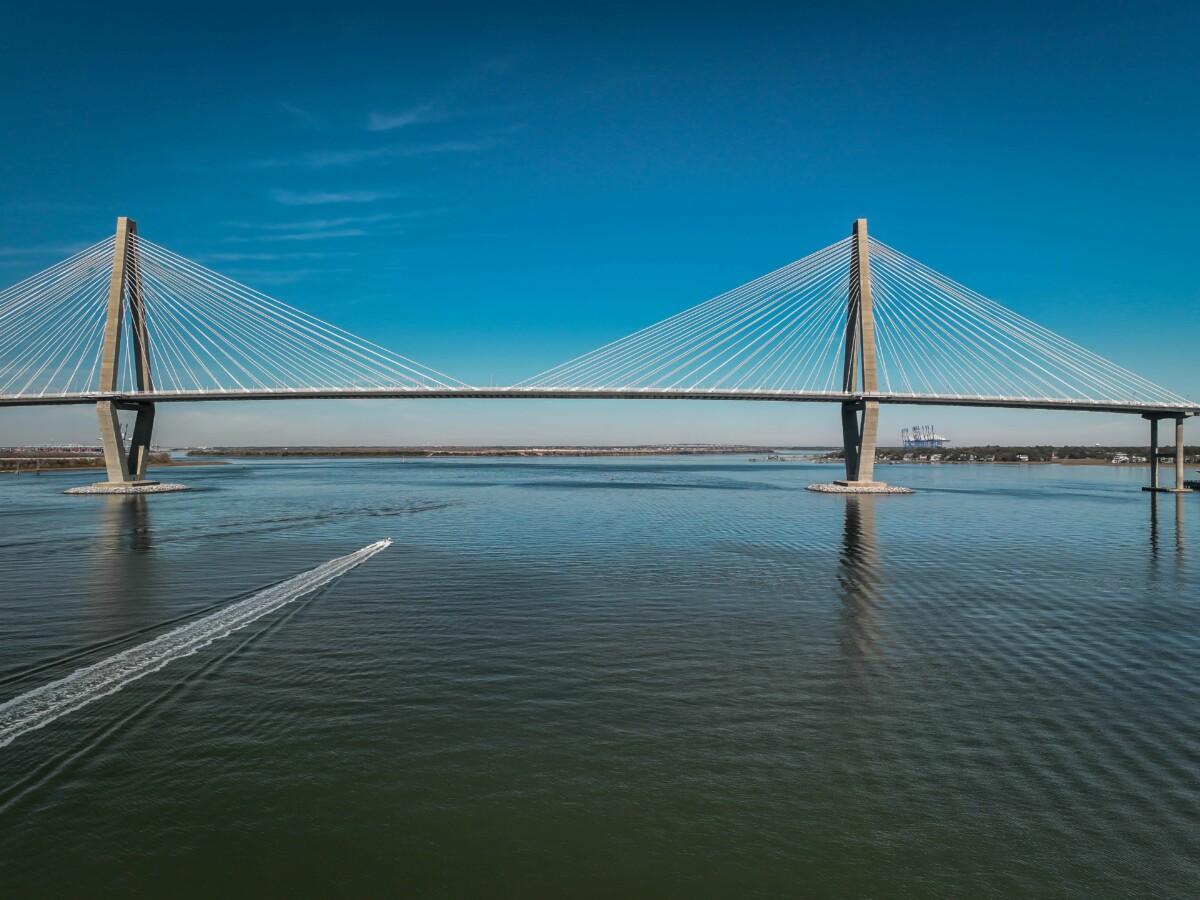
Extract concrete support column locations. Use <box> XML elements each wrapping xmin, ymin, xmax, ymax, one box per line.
<box><xmin>124</xmin><ymin>403</ymin><xmax>155</xmax><ymax>481</ymax></box>
<box><xmin>96</xmin><ymin>400</ymin><xmax>130</xmax><ymax>484</ymax></box>
<box><xmin>840</xmin><ymin>400</ymin><xmax>880</xmax><ymax>483</ymax></box>
<box><xmin>857</xmin><ymin>401</ymin><xmax>879</xmax><ymax>483</ymax></box>
<box><xmin>1175</xmin><ymin>416</ymin><xmax>1185</xmax><ymax>490</ymax></box>
<box><xmin>1149</xmin><ymin>416</ymin><xmax>1159</xmax><ymax>490</ymax></box>
<box><xmin>841</xmin><ymin>402</ymin><xmax>861</xmax><ymax>481</ymax></box>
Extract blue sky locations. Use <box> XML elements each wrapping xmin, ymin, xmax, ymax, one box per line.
<box><xmin>2</xmin><ymin>0</ymin><xmax>1197</xmax><ymax>445</ymax></box>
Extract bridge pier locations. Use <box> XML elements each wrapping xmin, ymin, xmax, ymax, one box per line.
<box><xmin>94</xmin><ymin>400</ymin><xmax>156</xmax><ymax>486</ymax></box>
<box><xmin>1142</xmin><ymin>413</ymin><xmax>1192</xmax><ymax>493</ymax></box>
<box><xmin>837</xmin><ymin>399</ymin><xmax>881</xmax><ymax>485</ymax></box>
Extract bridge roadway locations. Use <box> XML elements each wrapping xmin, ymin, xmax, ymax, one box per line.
<box><xmin>1</xmin><ymin>388</ymin><xmax>1197</xmax><ymax>417</ymax></box>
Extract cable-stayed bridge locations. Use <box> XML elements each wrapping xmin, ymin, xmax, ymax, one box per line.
<box><xmin>1</xmin><ymin>217</ymin><xmax>1195</xmax><ymax>492</ymax></box>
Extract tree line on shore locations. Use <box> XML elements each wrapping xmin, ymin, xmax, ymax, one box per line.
<box><xmin>824</xmin><ymin>445</ymin><xmax>1199</xmax><ymax>463</ymax></box>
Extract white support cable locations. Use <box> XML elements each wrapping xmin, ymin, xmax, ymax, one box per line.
<box><xmin>870</xmin><ymin>239</ymin><xmax>1189</xmax><ymax>405</ymax></box>
<box><xmin>871</xmin><ymin>256</ymin><xmax>1044</xmax><ymax>399</ymax></box>
<box><xmin>713</xmin><ymin>272</ymin><xmax>851</xmax><ymax>391</ymax></box>
<box><xmin>820</xmin><ymin>310</ymin><xmax>851</xmax><ymax>395</ymax></box>
<box><xmin>876</xmin><ymin>248</ymin><xmax>1128</xmax><ymax>402</ymax></box>
<box><xmin>872</xmin><ymin>246</ymin><xmax>1099</xmax><ymax>399</ymax></box>
<box><xmin>765</xmin><ymin>284</ymin><xmax>849</xmax><ymax>392</ymax></box>
<box><xmin>0</xmin><ymin>238</ymin><xmax>114</xmax><ymax>324</ymax></box>
<box><xmin>0</xmin><ymin>272</ymin><xmax>107</xmax><ymax>395</ymax></box>
<box><xmin>653</xmin><ymin>264</ymin><xmax>849</xmax><ymax>390</ymax></box>
<box><xmin>139</xmin><ymin>252</ymin><xmax>304</xmax><ymax>391</ymax></box>
<box><xmin>32</xmin><ymin>275</ymin><xmax>110</xmax><ymax>395</ymax></box>
<box><xmin>10</xmin><ymin>294</ymin><xmax>96</xmax><ymax>396</ymax></box>
<box><xmin>136</xmin><ymin>283</ymin><xmax>186</xmax><ymax>393</ymax></box>
<box><xmin>59</xmin><ymin>294</ymin><xmax>110</xmax><ymax>396</ymax></box>
<box><xmin>142</xmin><ymin>253</ymin><xmax>421</xmax><ymax>392</ymax></box>
<box><xmin>511</xmin><ymin>256</ymin><xmax>821</xmax><ymax>387</ymax></box>
<box><xmin>141</xmin><ymin>243</ymin><xmax>403</xmax><ymax>394</ymax></box>
<box><xmin>137</xmin><ymin>273</ymin><xmax>240</xmax><ymax>392</ymax></box>
<box><xmin>530</xmin><ymin>248</ymin><xmax>847</xmax><ymax>389</ymax></box>
<box><xmin>0</xmin><ymin>252</ymin><xmax>111</xmax><ymax>356</ymax></box>
<box><xmin>134</xmin><ymin>265</ymin><xmax>261</xmax><ymax>392</ymax></box>
<box><xmin>874</xmin><ymin>249</ymin><xmax>1074</xmax><ymax>399</ymax></box>
<box><xmin>592</xmin><ymin>246</ymin><xmax>851</xmax><ymax>389</ymax></box>
<box><xmin>621</xmin><ymin>251</ymin><xmax>852</xmax><ymax>390</ymax></box>
<box><xmin>870</xmin><ymin>284</ymin><xmax>936</xmax><ymax>396</ymax></box>
<box><xmin>137</xmin><ymin>243</ymin><xmax>427</xmax><ymax>391</ymax></box>
<box><xmin>138</xmin><ymin>278</ymin><xmax>216</xmax><ymax>392</ymax></box>
<box><xmin>514</xmin><ymin>239</ymin><xmax>852</xmax><ymax>388</ymax></box>
<box><xmin>878</xmin><ymin>274</ymin><xmax>1008</xmax><ymax>398</ymax></box>
<box><xmin>731</xmin><ymin>282</ymin><xmax>847</xmax><ymax>391</ymax></box>
<box><xmin>135</xmin><ymin>239</ymin><xmax>463</xmax><ymax>390</ymax></box>
<box><xmin>140</xmin><ymin>258</ymin><xmax>334</xmax><ymax>392</ymax></box>
<box><xmin>143</xmin><ymin>259</ymin><xmax>343</xmax><ymax>394</ymax></box>
<box><xmin>679</xmin><ymin>259</ymin><xmax>853</xmax><ymax>390</ymax></box>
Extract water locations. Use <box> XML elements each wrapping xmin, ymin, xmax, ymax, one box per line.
<box><xmin>0</xmin><ymin>456</ymin><xmax>1196</xmax><ymax>898</ymax></box>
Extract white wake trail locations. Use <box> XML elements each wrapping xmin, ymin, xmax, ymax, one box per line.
<box><xmin>0</xmin><ymin>539</ymin><xmax>392</xmax><ymax>748</ymax></box>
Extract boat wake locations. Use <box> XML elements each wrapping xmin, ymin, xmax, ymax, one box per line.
<box><xmin>0</xmin><ymin>539</ymin><xmax>392</xmax><ymax>748</ymax></box>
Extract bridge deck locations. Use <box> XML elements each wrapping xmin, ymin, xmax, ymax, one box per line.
<box><xmin>0</xmin><ymin>388</ymin><xmax>1196</xmax><ymax>417</ymax></box>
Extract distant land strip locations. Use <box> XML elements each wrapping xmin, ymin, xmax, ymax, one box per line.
<box><xmin>0</xmin><ymin>452</ymin><xmax>216</xmax><ymax>473</ymax></box>
<box><xmin>822</xmin><ymin>445</ymin><xmax>1200</xmax><ymax>465</ymax></box>
<box><xmin>186</xmin><ymin>445</ymin><xmax>789</xmax><ymax>458</ymax></box>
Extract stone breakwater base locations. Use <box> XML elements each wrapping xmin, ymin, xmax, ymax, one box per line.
<box><xmin>64</xmin><ymin>482</ymin><xmax>190</xmax><ymax>495</ymax></box>
<box><xmin>807</xmin><ymin>482</ymin><xmax>914</xmax><ymax>495</ymax></box>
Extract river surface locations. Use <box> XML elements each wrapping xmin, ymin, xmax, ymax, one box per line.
<box><xmin>0</xmin><ymin>456</ymin><xmax>1197</xmax><ymax>898</ymax></box>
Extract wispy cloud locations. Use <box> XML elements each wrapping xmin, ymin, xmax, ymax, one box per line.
<box><xmin>367</xmin><ymin>104</ymin><xmax>445</xmax><ymax>132</ymax></box>
<box><xmin>228</xmin><ymin>214</ymin><xmax>400</xmax><ymax>231</ymax></box>
<box><xmin>366</xmin><ymin>106</ymin><xmax>520</xmax><ymax>134</ymax></box>
<box><xmin>252</xmin><ymin>139</ymin><xmax>496</xmax><ymax>170</ymax></box>
<box><xmin>218</xmin><ymin>267</ymin><xmax>329</xmax><ymax>287</ymax></box>
<box><xmin>225</xmin><ymin>228</ymin><xmax>368</xmax><ymax>243</ymax></box>
<box><xmin>268</xmin><ymin>228</ymin><xmax>367</xmax><ymax>241</ymax></box>
<box><xmin>205</xmin><ymin>250</ymin><xmax>359</xmax><ymax>262</ymax></box>
<box><xmin>222</xmin><ymin>210</ymin><xmax>450</xmax><ymax>244</ymax></box>
<box><xmin>280</xmin><ymin>102</ymin><xmax>326</xmax><ymax>129</ymax></box>
<box><xmin>310</xmin><ymin>139</ymin><xmax>494</xmax><ymax>167</ymax></box>
<box><xmin>270</xmin><ymin>189</ymin><xmax>406</xmax><ymax>206</ymax></box>
<box><xmin>367</xmin><ymin>57</ymin><xmax>518</xmax><ymax>132</ymax></box>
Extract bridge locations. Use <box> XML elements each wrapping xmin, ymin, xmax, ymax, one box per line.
<box><xmin>1</xmin><ymin>217</ymin><xmax>1195</xmax><ymax>493</ymax></box>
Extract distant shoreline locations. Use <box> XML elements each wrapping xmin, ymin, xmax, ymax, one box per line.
<box><xmin>0</xmin><ymin>455</ymin><xmax>223</xmax><ymax>473</ymax></box>
<box><xmin>187</xmin><ymin>445</ymin><xmax>786</xmax><ymax>458</ymax></box>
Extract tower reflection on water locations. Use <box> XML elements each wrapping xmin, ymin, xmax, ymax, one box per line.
<box><xmin>837</xmin><ymin>496</ymin><xmax>885</xmax><ymax>659</ymax></box>
<box><xmin>98</xmin><ymin>495</ymin><xmax>152</xmax><ymax>553</ymax></box>
<box><xmin>1148</xmin><ymin>492</ymin><xmax>1185</xmax><ymax>562</ymax></box>
<box><xmin>92</xmin><ymin>497</ymin><xmax>157</xmax><ymax>634</ymax></box>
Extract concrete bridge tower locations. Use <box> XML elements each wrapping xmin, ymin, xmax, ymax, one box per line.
<box><xmin>834</xmin><ymin>218</ymin><xmax>894</xmax><ymax>491</ymax></box>
<box><xmin>92</xmin><ymin>216</ymin><xmax>157</xmax><ymax>488</ymax></box>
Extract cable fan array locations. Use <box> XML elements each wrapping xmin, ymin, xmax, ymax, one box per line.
<box><xmin>519</xmin><ymin>237</ymin><xmax>1190</xmax><ymax>408</ymax></box>
<box><xmin>515</xmin><ymin>238</ymin><xmax>858</xmax><ymax>394</ymax></box>
<box><xmin>866</xmin><ymin>238</ymin><xmax>1188</xmax><ymax>406</ymax></box>
<box><xmin>126</xmin><ymin>237</ymin><xmax>463</xmax><ymax>394</ymax></box>
<box><xmin>0</xmin><ymin>235</ymin><xmax>465</xmax><ymax>399</ymax></box>
<box><xmin>0</xmin><ymin>225</ymin><xmax>1191</xmax><ymax>408</ymax></box>
<box><xmin>0</xmin><ymin>237</ymin><xmax>118</xmax><ymax>398</ymax></box>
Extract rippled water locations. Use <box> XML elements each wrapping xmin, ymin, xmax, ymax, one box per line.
<box><xmin>0</xmin><ymin>456</ymin><xmax>1197</xmax><ymax>898</ymax></box>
